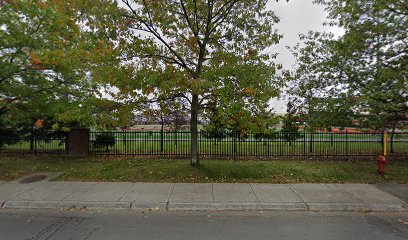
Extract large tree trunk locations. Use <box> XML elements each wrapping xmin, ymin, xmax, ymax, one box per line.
<box><xmin>190</xmin><ymin>94</ymin><xmax>199</xmax><ymax>167</ymax></box>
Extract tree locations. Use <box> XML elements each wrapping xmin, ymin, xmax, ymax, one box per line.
<box><xmin>281</xmin><ymin>101</ymin><xmax>300</xmax><ymax>145</ymax></box>
<box><xmin>289</xmin><ymin>0</ymin><xmax>407</xmax><ymax>132</ymax></box>
<box><xmin>288</xmin><ymin>32</ymin><xmax>354</xmax><ymax>131</ymax></box>
<box><xmin>0</xmin><ymin>0</ymin><xmax>119</xmax><ymax>132</ymax></box>
<box><xmin>102</xmin><ymin>0</ymin><xmax>285</xmax><ymax>166</ymax></box>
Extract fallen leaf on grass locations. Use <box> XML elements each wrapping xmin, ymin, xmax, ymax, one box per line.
<box><xmin>398</xmin><ymin>219</ymin><xmax>408</xmax><ymax>225</ymax></box>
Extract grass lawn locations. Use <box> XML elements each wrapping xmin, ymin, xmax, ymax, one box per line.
<box><xmin>0</xmin><ymin>154</ymin><xmax>407</xmax><ymax>184</ymax></box>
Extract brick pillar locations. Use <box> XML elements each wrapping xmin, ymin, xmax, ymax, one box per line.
<box><xmin>67</xmin><ymin>128</ymin><xmax>89</xmax><ymax>157</ymax></box>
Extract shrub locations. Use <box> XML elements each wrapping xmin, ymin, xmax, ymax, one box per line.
<box><xmin>92</xmin><ymin>132</ymin><xmax>116</xmax><ymax>151</ymax></box>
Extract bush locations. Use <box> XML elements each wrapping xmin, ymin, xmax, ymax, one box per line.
<box><xmin>92</xmin><ymin>132</ymin><xmax>116</xmax><ymax>151</ymax></box>
<box><xmin>0</xmin><ymin>127</ymin><xmax>19</xmax><ymax>149</ymax></box>
<box><xmin>202</xmin><ymin>129</ymin><xmax>227</xmax><ymax>140</ymax></box>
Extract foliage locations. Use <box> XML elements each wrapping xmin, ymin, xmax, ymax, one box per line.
<box><xmin>92</xmin><ymin>132</ymin><xmax>116</xmax><ymax>151</ymax></box>
<box><xmin>96</xmin><ymin>0</ymin><xmax>286</xmax><ymax>166</ymax></box>
<box><xmin>289</xmin><ymin>0</ymin><xmax>407</xmax><ymax>131</ymax></box>
<box><xmin>280</xmin><ymin>101</ymin><xmax>301</xmax><ymax>144</ymax></box>
<box><xmin>0</xmin><ymin>127</ymin><xmax>19</xmax><ymax>148</ymax></box>
<box><xmin>201</xmin><ymin>127</ymin><xmax>227</xmax><ymax>141</ymax></box>
<box><xmin>0</xmin><ymin>0</ymin><xmax>119</xmax><ymax>131</ymax></box>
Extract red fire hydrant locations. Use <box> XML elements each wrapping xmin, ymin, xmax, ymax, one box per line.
<box><xmin>376</xmin><ymin>155</ymin><xmax>389</xmax><ymax>176</ymax></box>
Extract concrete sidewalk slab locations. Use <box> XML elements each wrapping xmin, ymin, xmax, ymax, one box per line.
<box><xmin>170</xmin><ymin>183</ymin><xmax>212</xmax><ymax>203</ymax></box>
<box><xmin>213</xmin><ymin>183</ymin><xmax>258</xmax><ymax>203</ymax></box>
<box><xmin>376</xmin><ymin>184</ymin><xmax>408</xmax><ymax>203</ymax></box>
<box><xmin>250</xmin><ymin>184</ymin><xmax>304</xmax><ymax>203</ymax></box>
<box><xmin>64</xmin><ymin>182</ymin><xmax>133</xmax><ymax>202</ymax></box>
<box><xmin>120</xmin><ymin>183</ymin><xmax>174</xmax><ymax>210</ymax></box>
<box><xmin>290</xmin><ymin>184</ymin><xmax>363</xmax><ymax>203</ymax></box>
<box><xmin>329</xmin><ymin>184</ymin><xmax>405</xmax><ymax>204</ymax></box>
<box><xmin>0</xmin><ymin>182</ymin><xmax>44</xmax><ymax>202</ymax></box>
<box><xmin>0</xmin><ymin>172</ymin><xmax>63</xmax><ymax>203</ymax></box>
<box><xmin>9</xmin><ymin>182</ymin><xmax>96</xmax><ymax>202</ymax></box>
<box><xmin>0</xmin><ymin>177</ymin><xmax>406</xmax><ymax>212</ymax></box>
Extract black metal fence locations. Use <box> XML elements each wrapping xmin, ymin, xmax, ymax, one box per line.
<box><xmin>89</xmin><ymin>131</ymin><xmax>408</xmax><ymax>158</ymax></box>
<box><xmin>2</xmin><ymin>130</ymin><xmax>406</xmax><ymax>158</ymax></box>
<box><xmin>0</xmin><ymin>131</ymin><xmax>67</xmax><ymax>154</ymax></box>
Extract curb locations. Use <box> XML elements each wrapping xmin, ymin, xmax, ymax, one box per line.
<box><xmin>131</xmin><ymin>202</ymin><xmax>168</xmax><ymax>211</ymax></box>
<box><xmin>167</xmin><ymin>202</ymin><xmax>308</xmax><ymax>211</ymax></box>
<box><xmin>306</xmin><ymin>203</ymin><xmax>405</xmax><ymax>212</ymax></box>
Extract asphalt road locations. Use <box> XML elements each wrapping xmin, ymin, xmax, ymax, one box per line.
<box><xmin>0</xmin><ymin>210</ymin><xmax>407</xmax><ymax>240</ymax></box>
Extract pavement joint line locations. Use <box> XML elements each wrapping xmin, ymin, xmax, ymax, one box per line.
<box><xmin>211</xmin><ymin>183</ymin><xmax>214</xmax><ymax>203</ymax></box>
<box><xmin>7</xmin><ymin>182</ymin><xmax>44</xmax><ymax>201</ymax></box>
<box><xmin>325</xmin><ymin>184</ymin><xmax>365</xmax><ymax>203</ymax></box>
<box><xmin>248</xmin><ymin>183</ymin><xmax>260</xmax><ymax>203</ymax></box>
<box><xmin>288</xmin><ymin>185</ymin><xmax>310</xmax><ymax>211</ymax></box>
<box><xmin>166</xmin><ymin>183</ymin><xmax>176</xmax><ymax>211</ymax></box>
<box><xmin>61</xmin><ymin>182</ymin><xmax>97</xmax><ymax>201</ymax></box>
<box><xmin>117</xmin><ymin>183</ymin><xmax>135</xmax><ymax>202</ymax></box>
<box><xmin>339</xmin><ymin>186</ymin><xmax>368</xmax><ymax>204</ymax></box>
<box><xmin>304</xmin><ymin>202</ymin><xmax>311</xmax><ymax>211</ymax></box>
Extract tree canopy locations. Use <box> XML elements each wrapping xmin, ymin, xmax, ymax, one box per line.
<box><xmin>289</xmin><ymin>0</ymin><xmax>407</xmax><ymax>131</ymax></box>
<box><xmin>0</xmin><ymin>0</ymin><xmax>118</xmax><ymax>132</ymax></box>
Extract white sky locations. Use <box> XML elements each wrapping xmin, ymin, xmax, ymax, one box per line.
<box><xmin>267</xmin><ymin>0</ymin><xmax>343</xmax><ymax>114</ymax></box>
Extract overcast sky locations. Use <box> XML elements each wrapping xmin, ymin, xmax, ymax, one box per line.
<box><xmin>267</xmin><ymin>0</ymin><xmax>342</xmax><ymax>114</ymax></box>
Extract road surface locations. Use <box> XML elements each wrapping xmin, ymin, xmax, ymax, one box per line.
<box><xmin>0</xmin><ymin>209</ymin><xmax>407</xmax><ymax>240</ymax></box>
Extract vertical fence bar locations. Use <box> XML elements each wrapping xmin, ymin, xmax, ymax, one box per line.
<box><xmin>345</xmin><ymin>131</ymin><xmax>349</xmax><ymax>157</ymax></box>
<box><xmin>309</xmin><ymin>132</ymin><xmax>313</xmax><ymax>156</ymax></box>
<box><xmin>34</xmin><ymin>132</ymin><xmax>37</xmax><ymax>154</ymax></box>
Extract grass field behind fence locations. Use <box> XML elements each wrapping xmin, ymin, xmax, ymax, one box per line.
<box><xmin>2</xmin><ymin>131</ymin><xmax>407</xmax><ymax>158</ymax></box>
<box><xmin>88</xmin><ymin>131</ymin><xmax>408</xmax><ymax>157</ymax></box>
<box><xmin>89</xmin><ymin>139</ymin><xmax>408</xmax><ymax>157</ymax></box>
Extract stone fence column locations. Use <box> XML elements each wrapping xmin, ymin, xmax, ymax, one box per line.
<box><xmin>67</xmin><ymin>128</ymin><xmax>89</xmax><ymax>157</ymax></box>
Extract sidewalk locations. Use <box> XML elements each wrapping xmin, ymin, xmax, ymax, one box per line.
<box><xmin>0</xmin><ymin>172</ymin><xmax>406</xmax><ymax>212</ymax></box>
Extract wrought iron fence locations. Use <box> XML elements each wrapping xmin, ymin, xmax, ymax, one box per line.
<box><xmin>89</xmin><ymin>131</ymin><xmax>408</xmax><ymax>158</ymax></box>
<box><xmin>0</xmin><ymin>130</ymin><xmax>67</xmax><ymax>154</ymax></box>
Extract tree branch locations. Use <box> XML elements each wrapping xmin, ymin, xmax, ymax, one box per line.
<box><xmin>180</xmin><ymin>0</ymin><xmax>202</xmax><ymax>47</ymax></box>
<box><xmin>121</xmin><ymin>0</ymin><xmax>193</xmax><ymax>73</ymax></box>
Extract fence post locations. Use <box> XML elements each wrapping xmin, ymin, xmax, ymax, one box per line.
<box><xmin>383</xmin><ymin>130</ymin><xmax>387</xmax><ymax>156</ymax></box>
<box><xmin>67</xmin><ymin>128</ymin><xmax>89</xmax><ymax>157</ymax></box>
